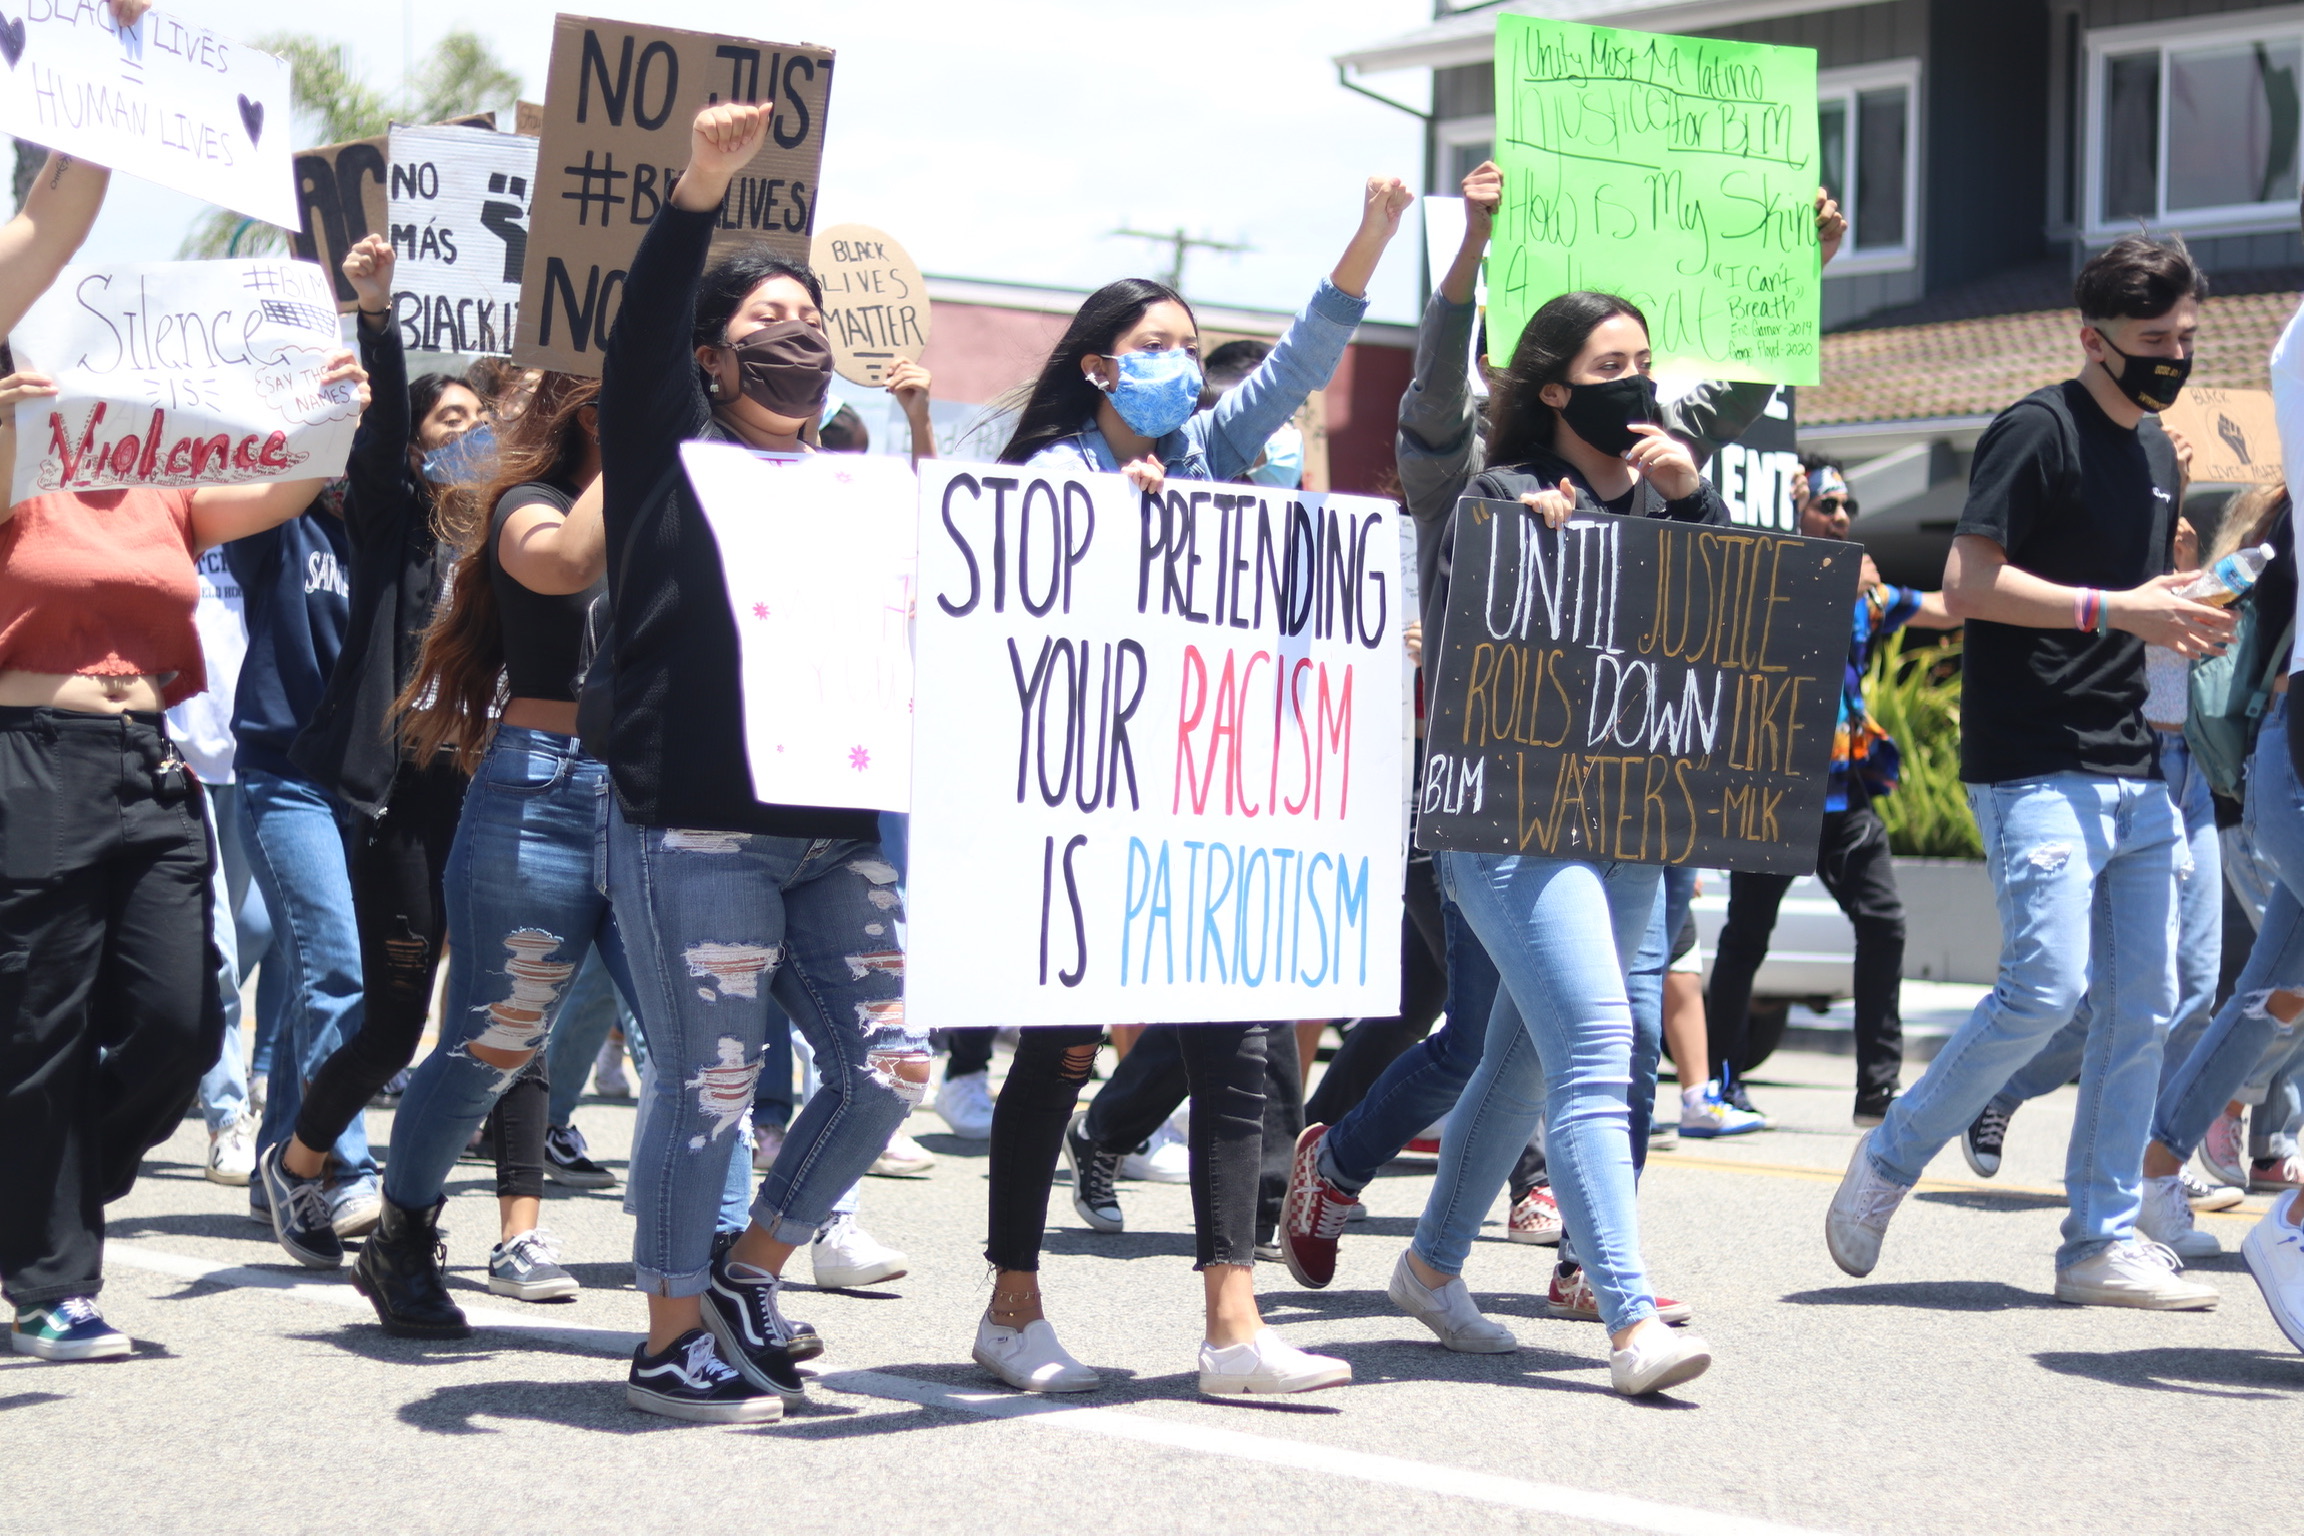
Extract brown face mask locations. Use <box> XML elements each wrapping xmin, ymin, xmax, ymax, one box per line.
<box><xmin>726</xmin><ymin>320</ymin><xmax>834</xmax><ymax>419</ymax></box>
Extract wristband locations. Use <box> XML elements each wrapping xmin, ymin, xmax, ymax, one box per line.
<box><xmin>2096</xmin><ymin>591</ymin><xmax>2113</xmax><ymax>634</ymax></box>
<box><xmin>2074</xmin><ymin>587</ymin><xmax>2100</xmax><ymax>633</ymax></box>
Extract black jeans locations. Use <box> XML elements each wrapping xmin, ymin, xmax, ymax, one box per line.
<box><xmin>945</xmin><ymin>1026</ymin><xmax>997</xmax><ymax>1079</ymax></box>
<box><xmin>0</xmin><ymin>710</ymin><xmax>220</xmax><ymax>1306</ymax></box>
<box><xmin>1084</xmin><ymin>1023</ymin><xmax>1294</xmax><ymax>1248</ymax></box>
<box><xmin>1305</xmin><ymin>850</ymin><xmax>1448</xmax><ymax>1126</ymax></box>
<box><xmin>984</xmin><ymin>1026</ymin><xmax>1103</xmax><ymax>1272</ymax></box>
<box><xmin>488</xmin><ymin>1057</ymin><xmax>548</xmax><ymax>1201</ymax></box>
<box><xmin>293</xmin><ymin>757</ymin><xmax>467</xmax><ymax>1154</ymax></box>
<box><xmin>1707</xmin><ymin>804</ymin><xmax>1906</xmax><ymax>1103</ymax></box>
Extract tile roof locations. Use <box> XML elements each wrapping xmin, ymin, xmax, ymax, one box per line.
<box><xmin>1805</xmin><ymin>263</ymin><xmax>2301</xmax><ymax>427</ymax></box>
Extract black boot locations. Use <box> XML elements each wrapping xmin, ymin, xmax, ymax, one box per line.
<box><xmin>350</xmin><ymin>1196</ymin><xmax>471</xmax><ymax>1339</ymax></box>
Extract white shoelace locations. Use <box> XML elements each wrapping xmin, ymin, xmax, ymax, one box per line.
<box><xmin>682</xmin><ymin>1333</ymin><xmax>739</xmax><ymax>1386</ymax></box>
<box><xmin>555</xmin><ymin>1125</ymin><xmax>591</xmax><ymax>1159</ymax></box>
<box><xmin>51</xmin><ymin>1297</ymin><xmax>101</xmax><ymax>1327</ymax></box>
<box><xmin>285</xmin><ymin>1177</ymin><xmax>333</xmax><ymax>1231</ymax></box>
<box><xmin>2125</xmin><ymin>1238</ymin><xmax>2184</xmax><ymax>1275</ymax></box>
<box><xmin>507</xmin><ymin>1229</ymin><xmax>562</xmax><ymax>1265</ymax></box>
<box><xmin>1308</xmin><ymin>1188</ymin><xmax>1353</xmax><ymax>1241</ymax></box>
<box><xmin>1852</xmin><ymin>1173</ymin><xmax>1907</xmax><ymax>1228</ymax></box>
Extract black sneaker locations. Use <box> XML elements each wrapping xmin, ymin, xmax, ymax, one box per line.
<box><xmin>710</xmin><ymin>1229</ymin><xmax>822</xmax><ymax>1361</ymax></box>
<box><xmin>1963</xmin><ymin>1103</ymin><xmax>2011</xmax><ymax>1178</ymax></box>
<box><xmin>348</xmin><ymin>1196</ymin><xmax>471</xmax><ymax>1339</ymax></box>
<box><xmin>543</xmin><ymin>1124</ymin><xmax>617</xmax><ymax>1190</ymax></box>
<box><xmin>257</xmin><ymin>1142</ymin><xmax>343</xmax><ymax>1269</ymax></box>
<box><xmin>700</xmin><ymin>1253</ymin><xmax>808</xmax><ymax>1401</ymax></box>
<box><xmin>627</xmin><ymin>1328</ymin><xmax>783</xmax><ymax>1423</ymax></box>
<box><xmin>1065</xmin><ymin>1110</ymin><xmax>1123</xmax><ymax>1233</ymax></box>
<box><xmin>1853</xmin><ymin>1091</ymin><xmax>1898</xmax><ymax>1129</ymax></box>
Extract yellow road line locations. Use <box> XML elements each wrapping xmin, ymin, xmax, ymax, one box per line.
<box><xmin>1645</xmin><ymin>1149</ymin><xmax>2275</xmax><ymax>1221</ymax></box>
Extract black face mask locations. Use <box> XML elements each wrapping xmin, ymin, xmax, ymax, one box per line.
<box><xmin>2095</xmin><ymin>332</ymin><xmax>2192</xmax><ymax>414</ymax></box>
<box><xmin>726</xmin><ymin>320</ymin><xmax>834</xmax><ymax>419</ymax></box>
<box><xmin>1557</xmin><ymin>374</ymin><xmax>1660</xmax><ymax>457</ymax></box>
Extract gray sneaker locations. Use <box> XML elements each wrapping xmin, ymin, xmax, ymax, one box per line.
<box><xmin>2054</xmin><ymin>1239</ymin><xmax>2219</xmax><ymax>1310</ymax></box>
<box><xmin>1825</xmin><ymin>1131</ymin><xmax>1910</xmax><ymax>1278</ymax></box>
<box><xmin>1387</xmin><ymin>1250</ymin><xmax>1517</xmax><ymax>1353</ymax></box>
<box><xmin>489</xmin><ymin>1229</ymin><xmax>580</xmax><ymax>1301</ymax></box>
<box><xmin>2137</xmin><ymin>1175</ymin><xmax>2219</xmax><ymax>1259</ymax></box>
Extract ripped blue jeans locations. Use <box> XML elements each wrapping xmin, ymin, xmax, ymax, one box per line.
<box><xmin>1867</xmin><ymin>770</ymin><xmax>2180</xmax><ymax>1266</ymax></box>
<box><xmin>608</xmin><ymin>802</ymin><xmax>926</xmax><ymax>1298</ymax></box>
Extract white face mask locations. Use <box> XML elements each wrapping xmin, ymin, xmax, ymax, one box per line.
<box><xmin>1247</xmin><ymin>423</ymin><xmax>1304</xmax><ymax>488</ymax></box>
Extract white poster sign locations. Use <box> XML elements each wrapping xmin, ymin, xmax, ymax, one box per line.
<box><xmin>0</xmin><ymin>7</ymin><xmax>294</xmax><ymax>226</ymax></box>
<box><xmin>385</xmin><ymin>125</ymin><xmax>538</xmax><ymax>357</ymax></box>
<box><xmin>680</xmin><ymin>442</ymin><xmax>916</xmax><ymax>813</ymax></box>
<box><xmin>907</xmin><ymin>463</ymin><xmax>1406</xmax><ymax>1027</ymax></box>
<box><xmin>8</xmin><ymin>259</ymin><xmax>359</xmax><ymax>505</ymax></box>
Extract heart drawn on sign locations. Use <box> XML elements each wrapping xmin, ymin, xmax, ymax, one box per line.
<box><xmin>0</xmin><ymin>16</ymin><xmax>26</xmax><ymax>69</ymax></box>
<box><xmin>237</xmin><ymin>95</ymin><xmax>264</xmax><ymax>145</ymax></box>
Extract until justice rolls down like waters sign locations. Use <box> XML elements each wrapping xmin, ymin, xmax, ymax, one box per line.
<box><xmin>1418</xmin><ymin>501</ymin><xmax>1855</xmax><ymax>877</ymax></box>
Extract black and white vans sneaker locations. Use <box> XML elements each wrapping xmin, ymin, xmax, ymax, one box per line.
<box><xmin>543</xmin><ymin>1124</ymin><xmax>617</xmax><ymax>1190</ymax></box>
<box><xmin>700</xmin><ymin>1253</ymin><xmax>808</xmax><ymax>1401</ymax></box>
<box><xmin>1065</xmin><ymin>1111</ymin><xmax>1123</xmax><ymax>1233</ymax></box>
<box><xmin>257</xmin><ymin>1142</ymin><xmax>343</xmax><ymax>1269</ymax></box>
<box><xmin>627</xmin><ymin>1329</ymin><xmax>783</xmax><ymax>1423</ymax></box>
<box><xmin>711</xmin><ymin>1229</ymin><xmax>822</xmax><ymax>1361</ymax></box>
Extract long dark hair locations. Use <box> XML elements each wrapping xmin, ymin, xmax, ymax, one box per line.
<box><xmin>692</xmin><ymin>248</ymin><xmax>826</xmax><ymax>390</ymax></box>
<box><xmin>1484</xmin><ymin>291</ymin><xmax>1649</xmax><ymax>469</ymax></box>
<box><xmin>999</xmin><ymin>278</ymin><xmax>1195</xmax><ymax>464</ymax></box>
<box><xmin>394</xmin><ymin>370</ymin><xmax>600</xmax><ymax>772</ymax></box>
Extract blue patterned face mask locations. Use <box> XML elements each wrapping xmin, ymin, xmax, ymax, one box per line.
<box><xmin>1100</xmin><ymin>347</ymin><xmax>1203</xmax><ymax>438</ymax></box>
<box><xmin>1247</xmin><ymin>422</ymin><xmax>1304</xmax><ymax>488</ymax></box>
<box><xmin>421</xmin><ymin>422</ymin><xmax>496</xmax><ymax>486</ymax></box>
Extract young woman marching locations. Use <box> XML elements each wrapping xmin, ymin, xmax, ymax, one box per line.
<box><xmin>969</xmin><ymin>175</ymin><xmax>1410</xmax><ymax>1398</ymax></box>
<box><xmin>596</xmin><ymin>101</ymin><xmax>929</xmax><ymax>1424</ymax></box>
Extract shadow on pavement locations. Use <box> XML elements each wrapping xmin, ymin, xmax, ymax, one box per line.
<box><xmin>1040</xmin><ymin>1228</ymin><xmax>1198</xmax><ymax>1261</ymax></box>
<box><xmin>908</xmin><ymin>1132</ymin><xmax>989</xmax><ymax>1160</ymax></box>
<box><xmin>1913</xmin><ymin>1189</ymin><xmax>2069</xmax><ymax>1212</ymax></box>
<box><xmin>1780</xmin><ymin>1281</ymin><xmax>2062</xmax><ymax>1311</ymax></box>
<box><xmin>0</xmin><ymin>1391</ymin><xmax>68</xmax><ymax>1409</ymax></box>
<box><xmin>106</xmin><ymin>1211</ymin><xmax>273</xmax><ymax>1243</ymax></box>
<box><xmin>399</xmin><ymin>1377</ymin><xmax>746</xmax><ymax>1435</ymax></box>
<box><xmin>2033</xmin><ymin>1346</ymin><xmax>2304</xmax><ymax>1398</ymax></box>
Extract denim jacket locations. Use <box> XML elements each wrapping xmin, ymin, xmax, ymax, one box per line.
<box><xmin>1030</xmin><ymin>278</ymin><xmax>1369</xmax><ymax>479</ymax></box>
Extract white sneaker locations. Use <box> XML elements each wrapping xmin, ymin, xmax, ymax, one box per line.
<box><xmin>1387</xmin><ymin>1250</ymin><xmax>1517</xmax><ymax>1353</ymax></box>
<box><xmin>935</xmin><ymin>1070</ymin><xmax>995</xmax><ymax>1140</ymax></box>
<box><xmin>2137</xmin><ymin>1174</ymin><xmax>2220</xmax><ymax>1259</ymax></box>
<box><xmin>810</xmin><ymin>1214</ymin><xmax>908</xmax><ymax>1289</ymax></box>
<box><xmin>1609</xmin><ymin>1323</ymin><xmax>1712</xmax><ymax>1396</ymax></box>
<box><xmin>592</xmin><ymin>1036</ymin><xmax>633</xmax><ymax>1099</ymax></box>
<box><xmin>248</xmin><ymin>1073</ymin><xmax>268</xmax><ymax>1118</ymax></box>
<box><xmin>2182</xmin><ymin>1169</ymin><xmax>2246</xmax><ymax>1213</ymax></box>
<box><xmin>972</xmin><ymin>1315</ymin><xmax>1100</xmax><ymax>1393</ymax></box>
<box><xmin>2054</xmin><ymin>1238</ymin><xmax>2219</xmax><ymax>1310</ymax></box>
<box><xmin>869</xmin><ymin>1131</ymin><xmax>936</xmax><ymax>1179</ymax></box>
<box><xmin>205</xmin><ymin>1114</ymin><xmax>256</xmax><ymax>1186</ymax></box>
<box><xmin>1197</xmin><ymin>1327</ymin><xmax>1351</xmax><ymax>1395</ymax></box>
<box><xmin>2242</xmin><ymin>1190</ymin><xmax>2304</xmax><ymax>1352</ymax></box>
<box><xmin>1680</xmin><ymin>1081</ymin><xmax>1764</xmax><ymax>1138</ymax></box>
<box><xmin>1825</xmin><ymin>1131</ymin><xmax>1910</xmax><ymax>1278</ymax></box>
<box><xmin>1119</xmin><ymin>1112</ymin><xmax>1191</xmax><ymax>1183</ymax></box>
<box><xmin>751</xmin><ymin>1119</ymin><xmax>785</xmax><ymax>1175</ymax></box>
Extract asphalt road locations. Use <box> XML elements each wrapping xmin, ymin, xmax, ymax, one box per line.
<box><xmin>8</xmin><ymin>1042</ymin><xmax>2299</xmax><ymax>1536</ymax></box>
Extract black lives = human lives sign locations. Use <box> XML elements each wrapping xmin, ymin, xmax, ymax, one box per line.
<box><xmin>1418</xmin><ymin>499</ymin><xmax>1854</xmax><ymax>876</ymax></box>
<box><xmin>516</xmin><ymin>15</ymin><xmax>833</xmax><ymax>376</ymax></box>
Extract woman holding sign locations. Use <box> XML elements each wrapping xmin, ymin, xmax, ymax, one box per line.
<box><xmin>592</xmin><ymin>100</ymin><xmax>928</xmax><ymax>1425</ymax></box>
<box><xmin>967</xmin><ymin>175</ymin><xmax>1411</xmax><ymax>1398</ymax></box>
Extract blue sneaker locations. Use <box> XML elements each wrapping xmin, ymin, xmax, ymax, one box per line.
<box><xmin>257</xmin><ymin>1142</ymin><xmax>343</xmax><ymax>1269</ymax></box>
<box><xmin>12</xmin><ymin>1298</ymin><xmax>129</xmax><ymax>1361</ymax></box>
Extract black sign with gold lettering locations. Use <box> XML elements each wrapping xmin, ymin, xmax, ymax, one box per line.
<box><xmin>1416</xmin><ymin>499</ymin><xmax>1858</xmax><ymax>876</ymax></box>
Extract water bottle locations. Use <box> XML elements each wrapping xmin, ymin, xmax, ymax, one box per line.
<box><xmin>2177</xmin><ymin>543</ymin><xmax>2276</xmax><ymax>606</ymax></box>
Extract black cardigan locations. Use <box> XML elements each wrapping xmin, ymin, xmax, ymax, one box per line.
<box><xmin>289</xmin><ymin>320</ymin><xmax>450</xmax><ymax>816</ymax></box>
<box><xmin>593</xmin><ymin>201</ymin><xmax>878</xmax><ymax>839</ymax></box>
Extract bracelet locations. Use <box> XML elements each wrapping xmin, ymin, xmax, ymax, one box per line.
<box><xmin>2074</xmin><ymin>587</ymin><xmax>2100</xmax><ymax>632</ymax></box>
<box><xmin>2096</xmin><ymin>591</ymin><xmax>2113</xmax><ymax>634</ymax></box>
<box><xmin>357</xmin><ymin>306</ymin><xmax>389</xmax><ymax>317</ymax></box>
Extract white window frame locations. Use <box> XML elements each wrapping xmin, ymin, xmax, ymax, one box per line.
<box><xmin>1436</xmin><ymin>116</ymin><xmax>1495</xmax><ymax>194</ymax></box>
<box><xmin>1816</xmin><ymin>59</ymin><xmax>1921</xmax><ymax>277</ymax></box>
<box><xmin>2084</xmin><ymin>6</ymin><xmax>2304</xmax><ymax>241</ymax></box>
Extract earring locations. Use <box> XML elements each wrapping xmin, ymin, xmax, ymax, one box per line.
<box><xmin>707</xmin><ymin>379</ymin><xmax>720</xmax><ymax>396</ymax></box>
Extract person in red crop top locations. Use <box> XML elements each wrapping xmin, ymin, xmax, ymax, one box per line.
<box><xmin>0</xmin><ymin>139</ymin><xmax>372</xmax><ymax>1363</ymax></box>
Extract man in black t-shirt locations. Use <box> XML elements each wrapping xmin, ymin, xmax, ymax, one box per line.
<box><xmin>1824</xmin><ymin>236</ymin><xmax>2230</xmax><ymax>1309</ymax></box>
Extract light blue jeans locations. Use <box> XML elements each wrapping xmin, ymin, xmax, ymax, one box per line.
<box><xmin>239</xmin><ymin>767</ymin><xmax>374</xmax><ymax>1183</ymax></box>
<box><xmin>1991</xmin><ymin>733</ymin><xmax>2218</xmax><ymax>1116</ymax></box>
<box><xmin>2154</xmin><ymin>700</ymin><xmax>2304</xmax><ymax>1161</ymax></box>
<box><xmin>1428</xmin><ymin>850</ymin><xmax>1665</xmax><ymax>1332</ymax></box>
<box><xmin>1868</xmin><ymin>771</ymin><xmax>2180</xmax><ymax>1267</ymax></box>
<box><xmin>1622</xmin><ymin>864</ymin><xmax>1694</xmax><ymax>1157</ymax></box>
<box><xmin>607</xmin><ymin>804</ymin><xmax>926</xmax><ymax>1297</ymax></box>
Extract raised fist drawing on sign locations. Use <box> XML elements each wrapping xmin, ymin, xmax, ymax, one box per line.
<box><xmin>481</xmin><ymin>172</ymin><xmax>530</xmax><ymax>285</ymax></box>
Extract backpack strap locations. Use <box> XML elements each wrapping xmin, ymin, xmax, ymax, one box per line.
<box><xmin>2250</xmin><ymin>619</ymin><xmax>2297</xmax><ymax>723</ymax></box>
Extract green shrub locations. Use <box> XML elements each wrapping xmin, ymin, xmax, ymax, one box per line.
<box><xmin>1864</xmin><ymin>629</ymin><xmax>1983</xmax><ymax>860</ymax></box>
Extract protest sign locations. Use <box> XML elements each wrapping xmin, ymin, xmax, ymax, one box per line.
<box><xmin>907</xmin><ymin>463</ymin><xmax>1406</xmax><ymax>1027</ymax></box>
<box><xmin>680</xmin><ymin>443</ymin><xmax>916</xmax><ymax>813</ymax></box>
<box><xmin>1417</xmin><ymin>500</ymin><xmax>1854</xmax><ymax>876</ymax></box>
<box><xmin>291</xmin><ymin>114</ymin><xmax>495</xmax><ymax>311</ymax></box>
<box><xmin>7</xmin><ymin>259</ymin><xmax>359</xmax><ymax>505</ymax></box>
<box><xmin>0</xmin><ymin>6</ymin><xmax>293</xmax><ymax>226</ymax></box>
<box><xmin>2161</xmin><ymin>388</ymin><xmax>2281</xmax><ymax>486</ymax></box>
<box><xmin>386</xmin><ymin>126</ymin><xmax>540</xmax><ymax>357</ymax></box>
<box><xmin>516</xmin><ymin>16</ymin><xmax>836</xmax><ymax>376</ymax></box>
<box><xmin>1490</xmin><ymin>16</ymin><xmax>1821</xmax><ymax>386</ymax></box>
<box><xmin>809</xmin><ymin>222</ymin><xmax>927</xmax><ymax>387</ymax></box>
<box><xmin>1706</xmin><ymin>384</ymin><xmax>1800</xmax><ymax>530</ymax></box>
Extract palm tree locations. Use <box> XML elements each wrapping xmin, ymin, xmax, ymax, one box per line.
<box><xmin>175</xmin><ymin>29</ymin><xmax>521</xmax><ymax>258</ymax></box>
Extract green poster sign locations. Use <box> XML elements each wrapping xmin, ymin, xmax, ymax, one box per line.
<box><xmin>1490</xmin><ymin>16</ymin><xmax>1822</xmax><ymax>386</ymax></box>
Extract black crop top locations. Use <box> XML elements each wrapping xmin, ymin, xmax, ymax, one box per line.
<box><xmin>488</xmin><ymin>480</ymin><xmax>604</xmax><ymax>703</ymax></box>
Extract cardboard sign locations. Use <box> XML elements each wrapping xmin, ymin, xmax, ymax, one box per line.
<box><xmin>906</xmin><ymin>463</ymin><xmax>1406</xmax><ymax>1027</ymax></box>
<box><xmin>2161</xmin><ymin>387</ymin><xmax>2281</xmax><ymax>486</ymax></box>
<box><xmin>1417</xmin><ymin>501</ymin><xmax>1854</xmax><ymax>875</ymax></box>
<box><xmin>515</xmin><ymin>16</ymin><xmax>836</xmax><ymax>376</ymax></box>
<box><xmin>1490</xmin><ymin>16</ymin><xmax>1822</xmax><ymax>386</ymax></box>
<box><xmin>8</xmin><ymin>259</ymin><xmax>360</xmax><ymax>505</ymax></box>
<box><xmin>680</xmin><ymin>442</ymin><xmax>916</xmax><ymax>812</ymax></box>
<box><xmin>386</xmin><ymin>126</ymin><xmax>540</xmax><ymax>357</ymax></box>
<box><xmin>291</xmin><ymin>113</ymin><xmax>495</xmax><ymax>312</ymax></box>
<box><xmin>0</xmin><ymin>6</ymin><xmax>293</xmax><ymax>226</ymax></box>
<box><xmin>809</xmin><ymin>222</ymin><xmax>927</xmax><ymax>387</ymax></box>
<box><xmin>1708</xmin><ymin>385</ymin><xmax>1800</xmax><ymax>530</ymax></box>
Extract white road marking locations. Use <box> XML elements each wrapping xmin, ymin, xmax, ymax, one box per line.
<box><xmin>107</xmin><ymin>1242</ymin><xmax>1845</xmax><ymax>1536</ymax></box>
